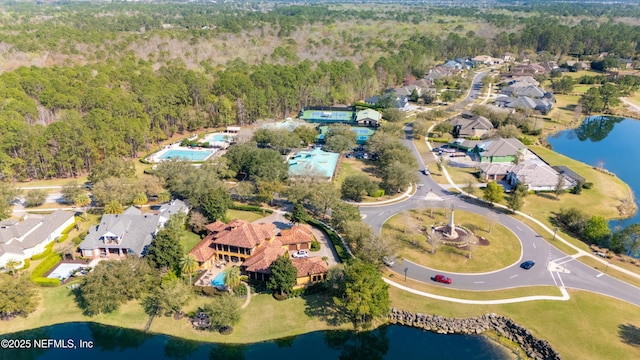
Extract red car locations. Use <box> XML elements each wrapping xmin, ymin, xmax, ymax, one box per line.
<box><xmin>433</xmin><ymin>274</ymin><xmax>452</xmax><ymax>284</ymax></box>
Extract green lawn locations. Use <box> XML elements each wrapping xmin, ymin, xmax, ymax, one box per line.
<box><xmin>226</xmin><ymin>209</ymin><xmax>265</xmax><ymax>223</ymax></box>
<box><xmin>389</xmin><ymin>287</ymin><xmax>640</xmax><ymax>360</ymax></box>
<box><xmin>524</xmin><ymin>146</ymin><xmax>634</xmax><ymax>223</ymax></box>
<box><xmin>382</xmin><ymin>209</ymin><xmax>521</xmax><ymax>273</ymax></box>
<box><xmin>181</xmin><ymin>230</ymin><xmax>203</xmax><ymax>254</ymax></box>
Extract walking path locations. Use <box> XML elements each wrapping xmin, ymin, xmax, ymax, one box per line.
<box><xmin>384</xmin><ymin>278</ymin><xmax>570</xmax><ymax>304</ymax></box>
<box><xmin>621</xmin><ymin>97</ymin><xmax>640</xmax><ymax>113</ymax></box>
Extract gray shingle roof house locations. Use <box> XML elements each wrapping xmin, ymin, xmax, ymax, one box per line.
<box><xmin>501</xmin><ymin>85</ymin><xmax>547</xmax><ymax>99</ymax></box>
<box><xmin>451</xmin><ymin>138</ymin><xmax>527</xmax><ymax>164</ymax></box>
<box><xmin>0</xmin><ymin>210</ymin><xmax>75</xmax><ymax>269</ymax></box>
<box><xmin>480</xmin><ymin>163</ymin><xmax>576</xmax><ymax>191</ymax></box>
<box><xmin>450</xmin><ymin>113</ymin><xmax>494</xmax><ymax>138</ymax></box>
<box><xmin>494</xmin><ymin>96</ymin><xmax>553</xmax><ymax>114</ymax></box>
<box><xmin>78</xmin><ymin>200</ymin><xmax>188</xmax><ymax>259</ymax></box>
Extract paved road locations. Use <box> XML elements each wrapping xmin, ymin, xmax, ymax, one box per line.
<box><xmin>360</xmin><ymin>120</ymin><xmax>640</xmax><ymax>306</ymax></box>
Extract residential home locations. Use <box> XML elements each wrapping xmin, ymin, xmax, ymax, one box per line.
<box><xmin>621</xmin><ymin>59</ymin><xmax>634</xmax><ymax>70</ymax></box>
<box><xmin>199</xmin><ymin>219</ymin><xmax>276</xmax><ymax>265</ymax></box>
<box><xmin>355</xmin><ymin>109</ymin><xmax>382</xmax><ymax>127</ymax></box>
<box><xmin>279</xmin><ymin>224</ymin><xmax>315</xmax><ymax>251</ymax></box>
<box><xmin>424</xmin><ymin>66</ymin><xmax>455</xmax><ymax>84</ymax></box>
<box><xmin>78</xmin><ymin>200</ymin><xmax>188</xmax><ymax>259</ymax></box>
<box><xmin>191</xmin><ymin>220</ymin><xmax>326</xmax><ymax>287</ymax></box>
<box><xmin>503</xmin><ymin>52</ymin><xmax>515</xmax><ymax>62</ymax></box>
<box><xmin>451</xmin><ymin>137</ymin><xmax>528</xmax><ymax>164</ymax></box>
<box><xmin>494</xmin><ymin>96</ymin><xmax>553</xmax><ymax>114</ymax></box>
<box><xmin>505</xmin><ymin>76</ymin><xmax>540</xmax><ymax>88</ymax></box>
<box><xmin>291</xmin><ymin>257</ymin><xmax>328</xmax><ymax>288</ymax></box>
<box><xmin>500</xmin><ymin>85</ymin><xmax>547</xmax><ymax>99</ymax></box>
<box><xmin>508</xmin><ymin>64</ymin><xmax>546</xmax><ymax>77</ymax></box>
<box><xmin>505</xmin><ymin>163</ymin><xmax>576</xmax><ymax>191</ymax></box>
<box><xmin>449</xmin><ymin>113</ymin><xmax>494</xmax><ymax>138</ymax></box>
<box><xmin>0</xmin><ymin>210</ymin><xmax>75</xmax><ymax>269</ymax></box>
<box><xmin>364</xmin><ymin>92</ymin><xmax>408</xmax><ymax>110</ymax></box>
<box><xmin>480</xmin><ymin>163</ymin><xmax>576</xmax><ymax>191</ymax></box>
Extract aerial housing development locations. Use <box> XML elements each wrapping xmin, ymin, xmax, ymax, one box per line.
<box><xmin>1</xmin><ymin>1</ymin><xmax>640</xmax><ymax>359</ymax></box>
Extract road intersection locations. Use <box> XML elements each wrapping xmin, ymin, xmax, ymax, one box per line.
<box><xmin>359</xmin><ymin>73</ymin><xmax>640</xmax><ymax>306</ymax></box>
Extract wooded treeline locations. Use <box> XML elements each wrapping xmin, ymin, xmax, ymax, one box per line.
<box><xmin>0</xmin><ymin>2</ymin><xmax>640</xmax><ymax>180</ymax></box>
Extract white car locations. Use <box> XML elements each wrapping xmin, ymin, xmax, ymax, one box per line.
<box><xmin>292</xmin><ymin>250</ymin><xmax>309</xmax><ymax>258</ymax></box>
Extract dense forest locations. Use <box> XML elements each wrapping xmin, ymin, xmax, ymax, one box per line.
<box><xmin>0</xmin><ymin>1</ymin><xmax>639</xmax><ymax>180</ymax></box>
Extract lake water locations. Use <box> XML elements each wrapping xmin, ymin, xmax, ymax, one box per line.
<box><xmin>1</xmin><ymin>322</ymin><xmax>513</xmax><ymax>360</ymax></box>
<box><xmin>547</xmin><ymin>116</ymin><xmax>640</xmax><ymax>227</ymax></box>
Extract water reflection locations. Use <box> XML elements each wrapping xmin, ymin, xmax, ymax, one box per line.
<box><xmin>0</xmin><ymin>322</ymin><xmax>510</xmax><ymax>360</ymax></box>
<box><xmin>574</xmin><ymin>115</ymin><xmax>623</xmax><ymax>142</ymax></box>
<box><xmin>324</xmin><ymin>327</ymin><xmax>389</xmax><ymax>360</ymax></box>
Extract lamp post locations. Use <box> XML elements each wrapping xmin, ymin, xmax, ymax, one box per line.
<box><xmin>552</xmin><ymin>227</ymin><xmax>558</xmax><ymax>241</ymax></box>
<box><xmin>404</xmin><ymin>267</ymin><xmax>408</xmax><ymax>282</ymax></box>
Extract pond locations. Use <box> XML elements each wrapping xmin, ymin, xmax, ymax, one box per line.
<box><xmin>1</xmin><ymin>322</ymin><xmax>513</xmax><ymax>360</ymax></box>
<box><xmin>547</xmin><ymin>116</ymin><xmax>640</xmax><ymax>227</ymax></box>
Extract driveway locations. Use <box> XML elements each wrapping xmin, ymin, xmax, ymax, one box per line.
<box><xmin>254</xmin><ymin>210</ymin><xmax>341</xmax><ymax>266</ymax></box>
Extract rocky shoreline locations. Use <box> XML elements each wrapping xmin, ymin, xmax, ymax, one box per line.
<box><xmin>388</xmin><ymin>308</ymin><xmax>560</xmax><ymax>360</ymax></box>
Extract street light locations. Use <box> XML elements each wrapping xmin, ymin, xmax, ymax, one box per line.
<box><xmin>404</xmin><ymin>267</ymin><xmax>408</xmax><ymax>282</ymax></box>
<box><xmin>552</xmin><ymin>227</ymin><xmax>558</xmax><ymax>241</ymax></box>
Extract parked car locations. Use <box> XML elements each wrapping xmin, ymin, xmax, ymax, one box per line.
<box><xmin>382</xmin><ymin>256</ymin><xmax>395</xmax><ymax>267</ymax></box>
<box><xmin>292</xmin><ymin>250</ymin><xmax>309</xmax><ymax>258</ymax></box>
<box><xmin>432</xmin><ymin>274</ymin><xmax>452</xmax><ymax>284</ymax></box>
<box><xmin>520</xmin><ymin>260</ymin><xmax>535</xmax><ymax>269</ymax></box>
<box><xmin>422</xmin><ymin>168</ymin><xmax>430</xmax><ymax>175</ymax></box>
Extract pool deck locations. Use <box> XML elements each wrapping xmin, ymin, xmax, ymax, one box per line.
<box><xmin>194</xmin><ymin>262</ymin><xmax>228</xmax><ymax>287</ymax></box>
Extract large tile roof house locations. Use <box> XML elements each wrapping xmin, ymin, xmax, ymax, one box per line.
<box><xmin>78</xmin><ymin>200</ymin><xmax>188</xmax><ymax>259</ymax></box>
<box><xmin>0</xmin><ymin>210</ymin><xmax>76</xmax><ymax>269</ymax></box>
<box><xmin>190</xmin><ymin>220</ymin><xmax>326</xmax><ymax>287</ymax></box>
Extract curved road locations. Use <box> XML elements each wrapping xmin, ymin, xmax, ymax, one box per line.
<box><xmin>361</xmin><ymin>72</ymin><xmax>640</xmax><ymax>307</ymax></box>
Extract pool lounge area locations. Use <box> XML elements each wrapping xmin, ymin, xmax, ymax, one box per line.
<box><xmin>47</xmin><ymin>263</ymin><xmax>87</xmax><ymax>282</ymax></box>
<box><xmin>202</xmin><ymin>132</ymin><xmax>237</xmax><ymax>147</ymax></box>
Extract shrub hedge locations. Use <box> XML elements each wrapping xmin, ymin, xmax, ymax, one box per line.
<box><xmin>31</xmin><ymin>253</ymin><xmax>62</xmax><ymax>279</ymax></box>
<box><xmin>229</xmin><ymin>204</ymin><xmax>273</xmax><ymax>215</ymax></box>
<box><xmin>32</xmin><ymin>277</ymin><xmax>60</xmax><ymax>287</ymax></box>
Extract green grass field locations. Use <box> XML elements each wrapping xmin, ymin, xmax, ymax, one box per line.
<box><xmin>382</xmin><ymin>209</ymin><xmax>521</xmax><ymax>273</ymax></box>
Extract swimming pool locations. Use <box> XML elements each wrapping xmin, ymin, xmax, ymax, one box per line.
<box><xmin>211</xmin><ymin>272</ymin><xmax>226</xmax><ymax>287</ymax></box>
<box><xmin>47</xmin><ymin>263</ymin><xmax>86</xmax><ymax>281</ymax></box>
<box><xmin>158</xmin><ymin>149</ymin><xmax>214</xmax><ymax>161</ymax></box>
<box><xmin>202</xmin><ymin>133</ymin><xmax>236</xmax><ymax>145</ymax></box>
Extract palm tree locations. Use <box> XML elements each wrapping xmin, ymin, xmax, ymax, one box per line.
<box><xmin>132</xmin><ymin>192</ymin><xmax>148</xmax><ymax>207</ymax></box>
<box><xmin>5</xmin><ymin>258</ymin><xmax>21</xmax><ymax>277</ymax></box>
<box><xmin>224</xmin><ymin>266</ymin><xmax>241</xmax><ymax>290</ymax></box>
<box><xmin>180</xmin><ymin>254</ymin><xmax>199</xmax><ymax>285</ymax></box>
<box><xmin>157</xmin><ymin>191</ymin><xmax>171</xmax><ymax>204</ymax></box>
<box><xmin>104</xmin><ymin>200</ymin><xmax>123</xmax><ymax>214</ymax></box>
<box><xmin>74</xmin><ymin>193</ymin><xmax>91</xmax><ymax>218</ymax></box>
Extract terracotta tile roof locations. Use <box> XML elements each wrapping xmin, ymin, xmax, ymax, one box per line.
<box><xmin>278</xmin><ymin>224</ymin><xmax>314</xmax><ymax>245</ymax></box>
<box><xmin>188</xmin><ymin>234</ymin><xmax>215</xmax><ymax>263</ymax></box>
<box><xmin>205</xmin><ymin>220</ymin><xmax>226</xmax><ymax>232</ymax></box>
<box><xmin>208</xmin><ymin>220</ymin><xmax>276</xmax><ymax>249</ymax></box>
<box><xmin>291</xmin><ymin>257</ymin><xmax>328</xmax><ymax>277</ymax></box>
<box><xmin>242</xmin><ymin>244</ymin><xmax>286</xmax><ymax>274</ymax></box>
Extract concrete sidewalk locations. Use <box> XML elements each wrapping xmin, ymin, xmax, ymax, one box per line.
<box><xmin>385</xmin><ymin>278</ymin><xmax>570</xmax><ymax>304</ymax></box>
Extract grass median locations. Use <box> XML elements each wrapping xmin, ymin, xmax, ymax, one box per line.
<box><xmin>382</xmin><ymin>209</ymin><xmax>521</xmax><ymax>273</ymax></box>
